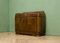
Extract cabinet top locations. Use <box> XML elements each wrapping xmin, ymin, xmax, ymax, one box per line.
<box><xmin>16</xmin><ymin>11</ymin><xmax>46</xmax><ymax>17</ymax></box>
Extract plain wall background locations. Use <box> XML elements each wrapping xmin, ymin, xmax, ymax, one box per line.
<box><xmin>9</xmin><ymin>0</ymin><xmax>60</xmax><ymax>35</ymax></box>
<box><xmin>0</xmin><ymin>0</ymin><xmax>60</xmax><ymax>35</ymax></box>
<box><xmin>0</xmin><ymin>0</ymin><xmax>9</xmax><ymax>32</ymax></box>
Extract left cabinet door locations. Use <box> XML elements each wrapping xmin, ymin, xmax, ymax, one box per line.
<box><xmin>15</xmin><ymin>14</ymin><xmax>24</xmax><ymax>34</ymax></box>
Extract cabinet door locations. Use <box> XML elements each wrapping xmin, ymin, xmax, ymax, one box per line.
<box><xmin>24</xmin><ymin>14</ymin><xmax>37</xmax><ymax>34</ymax></box>
<box><xmin>15</xmin><ymin>14</ymin><xmax>24</xmax><ymax>33</ymax></box>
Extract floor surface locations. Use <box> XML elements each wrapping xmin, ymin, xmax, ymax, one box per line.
<box><xmin>0</xmin><ymin>32</ymin><xmax>60</xmax><ymax>43</ymax></box>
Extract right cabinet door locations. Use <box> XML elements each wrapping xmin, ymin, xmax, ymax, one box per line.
<box><xmin>25</xmin><ymin>14</ymin><xmax>37</xmax><ymax>35</ymax></box>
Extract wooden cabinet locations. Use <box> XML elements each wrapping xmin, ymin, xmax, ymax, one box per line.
<box><xmin>15</xmin><ymin>11</ymin><xmax>46</xmax><ymax>36</ymax></box>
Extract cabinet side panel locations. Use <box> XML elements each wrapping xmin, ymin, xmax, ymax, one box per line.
<box><xmin>40</xmin><ymin>15</ymin><xmax>46</xmax><ymax>36</ymax></box>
